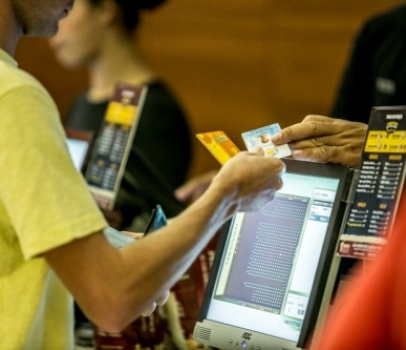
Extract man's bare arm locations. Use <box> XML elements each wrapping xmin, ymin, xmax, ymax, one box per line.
<box><xmin>44</xmin><ymin>151</ymin><xmax>285</xmax><ymax>332</ymax></box>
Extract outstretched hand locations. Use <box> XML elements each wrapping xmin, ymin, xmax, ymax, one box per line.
<box><xmin>210</xmin><ymin>148</ymin><xmax>285</xmax><ymax>213</ymax></box>
<box><xmin>271</xmin><ymin>115</ymin><xmax>367</xmax><ymax>167</ymax></box>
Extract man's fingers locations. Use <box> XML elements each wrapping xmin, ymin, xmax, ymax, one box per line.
<box><xmin>302</xmin><ymin>114</ymin><xmax>335</xmax><ymax>123</ymax></box>
<box><xmin>272</xmin><ymin>115</ymin><xmax>340</xmax><ymax>146</ymax></box>
<box><xmin>289</xmin><ymin>135</ymin><xmax>336</xmax><ymax>150</ymax></box>
<box><xmin>291</xmin><ymin>148</ymin><xmax>326</xmax><ymax>163</ymax></box>
<box><xmin>156</xmin><ymin>290</ymin><xmax>170</xmax><ymax>306</ymax></box>
<box><xmin>250</xmin><ymin>146</ymin><xmax>265</xmax><ymax>156</ymax></box>
<box><xmin>272</xmin><ymin>122</ymin><xmax>327</xmax><ymax>145</ymax></box>
<box><xmin>140</xmin><ymin>302</ymin><xmax>157</xmax><ymax>317</ymax></box>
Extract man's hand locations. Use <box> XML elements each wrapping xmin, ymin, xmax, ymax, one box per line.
<box><xmin>210</xmin><ymin>149</ymin><xmax>285</xmax><ymax>213</ymax></box>
<box><xmin>271</xmin><ymin>115</ymin><xmax>367</xmax><ymax>167</ymax></box>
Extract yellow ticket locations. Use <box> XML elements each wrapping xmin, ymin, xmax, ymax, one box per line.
<box><xmin>196</xmin><ymin>131</ymin><xmax>240</xmax><ymax>165</ymax></box>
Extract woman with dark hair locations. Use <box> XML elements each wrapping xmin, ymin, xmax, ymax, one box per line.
<box><xmin>50</xmin><ymin>0</ymin><xmax>192</xmax><ymax>231</ymax></box>
<box><xmin>49</xmin><ymin>0</ymin><xmax>192</xmax><ymax>347</ymax></box>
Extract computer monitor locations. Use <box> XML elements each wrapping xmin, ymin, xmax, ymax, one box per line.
<box><xmin>193</xmin><ymin>159</ymin><xmax>352</xmax><ymax>350</ymax></box>
<box><xmin>65</xmin><ymin>128</ymin><xmax>93</xmax><ymax>172</ymax></box>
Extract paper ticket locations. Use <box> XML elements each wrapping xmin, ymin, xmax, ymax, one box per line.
<box><xmin>241</xmin><ymin>123</ymin><xmax>291</xmax><ymax>158</ymax></box>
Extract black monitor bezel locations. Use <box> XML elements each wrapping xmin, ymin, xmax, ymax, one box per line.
<box><xmin>196</xmin><ymin>158</ymin><xmax>352</xmax><ymax>349</ymax></box>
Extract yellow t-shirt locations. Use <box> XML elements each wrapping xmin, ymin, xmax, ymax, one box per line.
<box><xmin>0</xmin><ymin>49</ymin><xmax>106</xmax><ymax>349</ymax></box>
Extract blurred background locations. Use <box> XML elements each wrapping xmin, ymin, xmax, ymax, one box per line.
<box><xmin>15</xmin><ymin>0</ymin><xmax>403</xmax><ymax>179</ymax></box>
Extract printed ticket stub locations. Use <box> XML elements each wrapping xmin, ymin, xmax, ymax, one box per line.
<box><xmin>196</xmin><ymin>131</ymin><xmax>240</xmax><ymax>165</ymax></box>
<box><xmin>241</xmin><ymin>123</ymin><xmax>291</xmax><ymax>158</ymax></box>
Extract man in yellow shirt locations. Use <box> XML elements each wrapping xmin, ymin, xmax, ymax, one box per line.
<box><xmin>0</xmin><ymin>1</ymin><xmax>285</xmax><ymax>349</ymax></box>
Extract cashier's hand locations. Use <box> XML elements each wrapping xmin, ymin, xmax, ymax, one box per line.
<box><xmin>121</xmin><ymin>231</ymin><xmax>170</xmax><ymax>315</ymax></box>
<box><xmin>271</xmin><ymin>115</ymin><xmax>367</xmax><ymax>167</ymax></box>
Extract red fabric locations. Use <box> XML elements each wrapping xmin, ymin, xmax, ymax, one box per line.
<box><xmin>312</xmin><ymin>195</ymin><xmax>406</xmax><ymax>349</ymax></box>
<box><xmin>170</xmin><ymin>234</ymin><xmax>218</xmax><ymax>339</ymax></box>
<box><xmin>94</xmin><ymin>311</ymin><xmax>166</xmax><ymax>350</ymax></box>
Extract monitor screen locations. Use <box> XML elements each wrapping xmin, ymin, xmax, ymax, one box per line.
<box><xmin>64</xmin><ymin>128</ymin><xmax>93</xmax><ymax>172</ymax></box>
<box><xmin>194</xmin><ymin>159</ymin><xmax>351</xmax><ymax>350</ymax></box>
<box><xmin>66</xmin><ymin>138</ymin><xmax>90</xmax><ymax>171</ymax></box>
